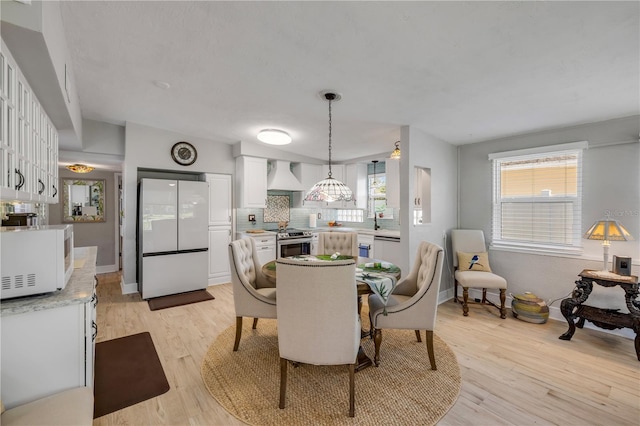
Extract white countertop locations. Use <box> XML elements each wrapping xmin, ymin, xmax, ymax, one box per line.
<box><xmin>1</xmin><ymin>246</ymin><xmax>97</xmax><ymax>317</ymax></box>
<box><xmin>305</xmin><ymin>227</ymin><xmax>400</xmax><ymax>238</ymax></box>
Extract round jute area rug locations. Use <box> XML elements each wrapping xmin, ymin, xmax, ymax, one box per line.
<box><xmin>201</xmin><ymin>318</ymin><xmax>461</xmax><ymax>425</ymax></box>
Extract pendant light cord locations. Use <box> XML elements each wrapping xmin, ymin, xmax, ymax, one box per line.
<box><xmin>328</xmin><ymin>98</ymin><xmax>333</xmax><ymax>178</ymax></box>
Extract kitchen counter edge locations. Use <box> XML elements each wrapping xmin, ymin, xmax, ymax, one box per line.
<box><xmin>1</xmin><ymin>246</ymin><xmax>97</xmax><ymax>317</ymax></box>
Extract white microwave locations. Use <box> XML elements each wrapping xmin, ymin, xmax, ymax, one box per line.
<box><xmin>0</xmin><ymin>225</ymin><xmax>74</xmax><ymax>299</ymax></box>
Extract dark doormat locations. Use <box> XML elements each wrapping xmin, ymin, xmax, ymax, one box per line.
<box><xmin>148</xmin><ymin>289</ymin><xmax>215</xmax><ymax>311</ymax></box>
<box><xmin>93</xmin><ymin>332</ymin><xmax>170</xmax><ymax>418</ymax></box>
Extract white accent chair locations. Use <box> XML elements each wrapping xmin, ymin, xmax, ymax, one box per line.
<box><xmin>229</xmin><ymin>238</ymin><xmax>277</xmax><ymax>351</ymax></box>
<box><xmin>368</xmin><ymin>241</ymin><xmax>444</xmax><ymax>369</ymax></box>
<box><xmin>451</xmin><ymin>229</ymin><xmax>507</xmax><ymax>318</ymax></box>
<box><xmin>318</xmin><ymin>232</ymin><xmax>358</xmax><ymax>256</ymax></box>
<box><xmin>1</xmin><ymin>387</ymin><xmax>93</xmax><ymax>425</ymax></box>
<box><xmin>276</xmin><ymin>257</ymin><xmax>360</xmax><ymax>417</ymax></box>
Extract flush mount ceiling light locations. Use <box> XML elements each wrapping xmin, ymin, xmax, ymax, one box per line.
<box><xmin>304</xmin><ymin>91</ymin><xmax>354</xmax><ymax>203</ymax></box>
<box><xmin>390</xmin><ymin>140</ymin><xmax>401</xmax><ymax>160</ymax></box>
<box><xmin>257</xmin><ymin>129</ymin><xmax>292</xmax><ymax>145</ymax></box>
<box><xmin>66</xmin><ymin>164</ymin><xmax>94</xmax><ymax>173</ymax></box>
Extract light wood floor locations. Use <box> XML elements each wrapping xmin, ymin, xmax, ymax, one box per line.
<box><xmin>93</xmin><ymin>272</ymin><xmax>640</xmax><ymax>425</ymax></box>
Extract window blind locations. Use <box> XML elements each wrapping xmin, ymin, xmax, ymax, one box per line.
<box><xmin>490</xmin><ymin>142</ymin><xmax>587</xmax><ymax>254</ymax></box>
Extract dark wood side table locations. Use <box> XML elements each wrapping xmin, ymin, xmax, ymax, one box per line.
<box><xmin>559</xmin><ymin>269</ymin><xmax>639</xmax><ymax>361</ymax></box>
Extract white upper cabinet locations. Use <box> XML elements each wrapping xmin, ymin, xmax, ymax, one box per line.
<box><xmin>345</xmin><ymin>163</ymin><xmax>367</xmax><ymax>209</ymax></box>
<box><xmin>414</xmin><ymin>166</ymin><xmax>431</xmax><ymax>225</ymax></box>
<box><xmin>235</xmin><ymin>156</ymin><xmax>267</xmax><ymax>208</ymax></box>
<box><xmin>385</xmin><ymin>159</ymin><xmax>400</xmax><ymax>209</ymax></box>
<box><xmin>206</xmin><ymin>173</ymin><xmax>232</xmax><ymax>226</ymax></box>
<box><xmin>291</xmin><ymin>162</ymin><xmax>323</xmax><ymax>207</ymax></box>
<box><xmin>0</xmin><ymin>39</ymin><xmax>59</xmax><ymax>204</ymax></box>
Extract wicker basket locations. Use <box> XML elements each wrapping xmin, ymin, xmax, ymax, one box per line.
<box><xmin>511</xmin><ymin>292</ymin><xmax>549</xmax><ymax>324</ymax></box>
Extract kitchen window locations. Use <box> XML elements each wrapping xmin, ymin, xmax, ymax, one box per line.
<box><xmin>368</xmin><ymin>162</ymin><xmax>393</xmax><ymax>219</ymax></box>
<box><xmin>489</xmin><ymin>141</ymin><xmax>587</xmax><ymax>255</ymax></box>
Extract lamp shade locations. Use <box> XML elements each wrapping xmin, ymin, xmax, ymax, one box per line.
<box><xmin>304</xmin><ymin>177</ymin><xmax>353</xmax><ymax>203</ymax></box>
<box><xmin>583</xmin><ymin>219</ymin><xmax>634</xmax><ymax>241</ymax></box>
<box><xmin>390</xmin><ymin>141</ymin><xmax>401</xmax><ymax>160</ymax></box>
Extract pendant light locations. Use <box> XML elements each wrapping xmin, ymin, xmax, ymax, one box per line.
<box><xmin>390</xmin><ymin>140</ymin><xmax>401</xmax><ymax>160</ymax></box>
<box><xmin>304</xmin><ymin>92</ymin><xmax>354</xmax><ymax>203</ymax></box>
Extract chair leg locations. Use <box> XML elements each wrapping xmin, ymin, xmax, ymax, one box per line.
<box><xmin>453</xmin><ymin>279</ymin><xmax>458</xmax><ymax>303</ymax></box>
<box><xmin>482</xmin><ymin>288</ymin><xmax>487</xmax><ymax>303</ymax></box>
<box><xmin>373</xmin><ymin>328</ymin><xmax>382</xmax><ymax>366</ymax></box>
<box><xmin>462</xmin><ymin>287</ymin><xmax>470</xmax><ymax>316</ymax></box>
<box><xmin>415</xmin><ymin>330</ymin><xmax>422</xmax><ymax>342</ymax></box>
<box><xmin>348</xmin><ymin>363</ymin><xmax>355</xmax><ymax>417</ymax></box>
<box><xmin>279</xmin><ymin>358</ymin><xmax>287</xmax><ymax>409</ymax></box>
<box><xmin>252</xmin><ymin>318</ymin><xmax>259</xmax><ymax>329</ymax></box>
<box><xmin>499</xmin><ymin>288</ymin><xmax>507</xmax><ymax>319</ymax></box>
<box><xmin>425</xmin><ymin>330</ymin><xmax>437</xmax><ymax>370</ymax></box>
<box><xmin>233</xmin><ymin>316</ymin><xmax>242</xmax><ymax>351</ymax></box>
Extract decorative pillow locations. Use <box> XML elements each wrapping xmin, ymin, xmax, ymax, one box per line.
<box><xmin>457</xmin><ymin>252</ymin><xmax>492</xmax><ymax>272</ymax></box>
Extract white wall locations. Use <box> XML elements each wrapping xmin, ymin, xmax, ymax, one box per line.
<box><xmin>458</xmin><ymin>116</ymin><xmax>639</xmax><ymax>309</ymax></box>
<box><xmin>122</xmin><ymin>122</ymin><xmax>235</xmax><ymax>290</ymax></box>
<box><xmin>399</xmin><ymin>125</ymin><xmax>458</xmax><ymax>293</ymax></box>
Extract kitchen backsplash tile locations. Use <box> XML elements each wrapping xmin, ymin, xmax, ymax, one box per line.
<box><xmin>237</xmin><ymin>206</ymin><xmax>400</xmax><ymax>233</ymax></box>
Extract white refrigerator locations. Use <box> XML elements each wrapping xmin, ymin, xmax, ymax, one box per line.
<box><xmin>138</xmin><ymin>178</ymin><xmax>209</xmax><ymax>299</ymax></box>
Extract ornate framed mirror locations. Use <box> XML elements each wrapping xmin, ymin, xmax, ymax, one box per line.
<box><xmin>62</xmin><ymin>179</ymin><xmax>106</xmax><ymax>223</ymax></box>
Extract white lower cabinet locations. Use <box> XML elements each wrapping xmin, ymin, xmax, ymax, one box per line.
<box><xmin>0</xmin><ymin>286</ymin><xmax>97</xmax><ymax>409</ymax></box>
<box><xmin>239</xmin><ymin>232</ymin><xmax>276</xmax><ymax>265</ymax></box>
<box><xmin>208</xmin><ymin>226</ymin><xmax>232</xmax><ymax>285</ymax></box>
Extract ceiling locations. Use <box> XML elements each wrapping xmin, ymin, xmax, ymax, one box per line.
<box><xmin>59</xmin><ymin>1</ymin><xmax>639</xmax><ymax>163</ymax></box>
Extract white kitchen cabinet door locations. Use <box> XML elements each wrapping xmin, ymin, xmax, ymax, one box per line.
<box><xmin>291</xmin><ymin>163</ymin><xmax>323</xmax><ymax>207</ymax></box>
<box><xmin>385</xmin><ymin>159</ymin><xmax>400</xmax><ymax>209</ymax></box>
<box><xmin>345</xmin><ymin>163</ymin><xmax>368</xmax><ymax>209</ymax></box>
<box><xmin>206</xmin><ymin>173</ymin><xmax>231</xmax><ymax>226</ymax></box>
<box><xmin>208</xmin><ymin>226</ymin><xmax>231</xmax><ymax>285</ymax></box>
<box><xmin>236</xmin><ymin>156</ymin><xmax>267</xmax><ymax>208</ymax></box>
<box><xmin>1</xmin><ymin>296</ymin><xmax>96</xmax><ymax>408</ymax></box>
<box><xmin>0</xmin><ymin>40</ymin><xmax>59</xmax><ymax>204</ymax></box>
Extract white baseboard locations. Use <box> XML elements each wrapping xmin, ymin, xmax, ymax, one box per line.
<box><xmin>439</xmin><ymin>287</ymin><xmax>634</xmax><ymax>340</ymax></box>
<box><xmin>121</xmin><ymin>279</ymin><xmax>139</xmax><ymax>295</ymax></box>
<box><xmin>96</xmin><ymin>264</ymin><xmax>118</xmax><ymax>274</ymax></box>
<box><xmin>208</xmin><ymin>275</ymin><xmax>231</xmax><ymax>286</ymax></box>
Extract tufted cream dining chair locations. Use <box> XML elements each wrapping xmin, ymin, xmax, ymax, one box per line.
<box><xmin>228</xmin><ymin>238</ymin><xmax>277</xmax><ymax>351</ymax></box>
<box><xmin>276</xmin><ymin>257</ymin><xmax>360</xmax><ymax>417</ymax></box>
<box><xmin>451</xmin><ymin>229</ymin><xmax>507</xmax><ymax>318</ymax></box>
<box><xmin>368</xmin><ymin>241</ymin><xmax>444</xmax><ymax>369</ymax></box>
<box><xmin>317</xmin><ymin>232</ymin><xmax>358</xmax><ymax>256</ymax></box>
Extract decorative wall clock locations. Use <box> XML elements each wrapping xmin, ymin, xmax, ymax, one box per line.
<box><xmin>170</xmin><ymin>141</ymin><xmax>197</xmax><ymax>166</ymax></box>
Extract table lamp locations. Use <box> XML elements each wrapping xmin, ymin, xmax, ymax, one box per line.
<box><xmin>583</xmin><ymin>217</ymin><xmax>634</xmax><ymax>272</ymax></box>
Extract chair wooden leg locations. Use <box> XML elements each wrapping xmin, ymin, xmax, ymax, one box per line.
<box><xmin>462</xmin><ymin>287</ymin><xmax>470</xmax><ymax>316</ymax></box>
<box><xmin>425</xmin><ymin>330</ymin><xmax>437</xmax><ymax>370</ymax></box>
<box><xmin>453</xmin><ymin>279</ymin><xmax>458</xmax><ymax>303</ymax></box>
<box><xmin>279</xmin><ymin>358</ymin><xmax>287</xmax><ymax>409</ymax></box>
<box><xmin>415</xmin><ymin>330</ymin><xmax>422</xmax><ymax>342</ymax></box>
<box><xmin>373</xmin><ymin>328</ymin><xmax>382</xmax><ymax>366</ymax></box>
<box><xmin>233</xmin><ymin>316</ymin><xmax>242</xmax><ymax>351</ymax></box>
<box><xmin>499</xmin><ymin>288</ymin><xmax>507</xmax><ymax>319</ymax></box>
<box><xmin>482</xmin><ymin>288</ymin><xmax>487</xmax><ymax>303</ymax></box>
<box><xmin>252</xmin><ymin>318</ymin><xmax>259</xmax><ymax>329</ymax></box>
<box><xmin>348</xmin><ymin>363</ymin><xmax>355</xmax><ymax>417</ymax></box>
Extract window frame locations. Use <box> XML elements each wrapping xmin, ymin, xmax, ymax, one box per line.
<box><xmin>489</xmin><ymin>141</ymin><xmax>588</xmax><ymax>255</ymax></box>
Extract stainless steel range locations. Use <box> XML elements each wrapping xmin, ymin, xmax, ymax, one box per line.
<box><xmin>267</xmin><ymin>228</ymin><xmax>313</xmax><ymax>258</ymax></box>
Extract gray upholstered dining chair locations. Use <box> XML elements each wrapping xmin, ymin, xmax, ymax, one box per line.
<box><xmin>228</xmin><ymin>238</ymin><xmax>277</xmax><ymax>351</ymax></box>
<box><xmin>276</xmin><ymin>257</ymin><xmax>360</xmax><ymax>417</ymax></box>
<box><xmin>368</xmin><ymin>241</ymin><xmax>444</xmax><ymax>369</ymax></box>
<box><xmin>451</xmin><ymin>229</ymin><xmax>507</xmax><ymax>318</ymax></box>
<box><xmin>317</xmin><ymin>232</ymin><xmax>358</xmax><ymax>256</ymax></box>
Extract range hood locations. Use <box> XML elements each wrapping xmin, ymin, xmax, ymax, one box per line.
<box><xmin>267</xmin><ymin>160</ymin><xmax>305</xmax><ymax>191</ymax></box>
